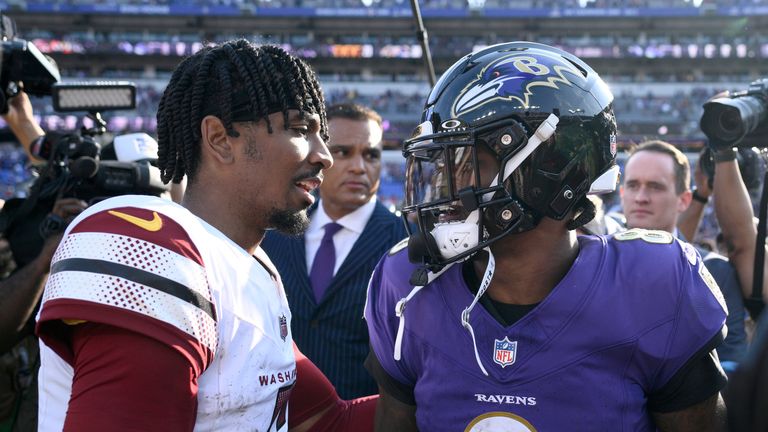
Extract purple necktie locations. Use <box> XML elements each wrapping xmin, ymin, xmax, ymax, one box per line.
<box><xmin>309</xmin><ymin>222</ymin><xmax>343</xmax><ymax>302</ymax></box>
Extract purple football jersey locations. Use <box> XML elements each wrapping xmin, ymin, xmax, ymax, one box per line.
<box><xmin>365</xmin><ymin>232</ymin><xmax>727</xmax><ymax>431</ymax></box>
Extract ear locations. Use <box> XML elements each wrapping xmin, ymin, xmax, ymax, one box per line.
<box><xmin>200</xmin><ymin>115</ymin><xmax>236</xmax><ymax>165</ymax></box>
<box><xmin>678</xmin><ymin>190</ymin><xmax>693</xmax><ymax>213</ymax></box>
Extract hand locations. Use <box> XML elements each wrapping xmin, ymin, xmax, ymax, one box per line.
<box><xmin>35</xmin><ymin>198</ymin><xmax>88</xmax><ymax>267</ymax></box>
<box><xmin>1</xmin><ymin>90</ymin><xmax>36</xmax><ymax>128</ymax></box>
<box><xmin>51</xmin><ymin>197</ymin><xmax>89</xmax><ymax>222</ymax></box>
<box><xmin>1</xmin><ymin>89</ymin><xmax>45</xmax><ymax>160</ymax></box>
<box><xmin>0</xmin><ymin>236</ymin><xmax>16</xmax><ymax>277</ymax></box>
<box><xmin>693</xmin><ymin>159</ymin><xmax>711</xmax><ymax>199</ymax></box>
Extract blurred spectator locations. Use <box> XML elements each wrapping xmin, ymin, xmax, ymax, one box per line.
<box><xmin>19</xmin><ymin>0</ymin><xmax>766</xmax><ymax>10</ymax></box>
<box><xmin>620</xmin><ymin>140</ymin><xmax>748</xmax><ymax>367</ymax></box>
<box><xmin>0</xmin><ymin>145</ymin><xmax>32</xmax><ymax>201</ymax></box>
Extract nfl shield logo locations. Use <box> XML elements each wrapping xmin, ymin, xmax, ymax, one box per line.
<box><xmin>279</xmin><ymin>315</ymin><xmax>288</xmax><ymax>341</ymax></box>
<box><xmin>493</xmin><ymin>337</ymin><xmax>517</xmax><ymax>368</ymax></box>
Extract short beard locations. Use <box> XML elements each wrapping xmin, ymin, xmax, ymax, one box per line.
<box><xmin>268</xmin><ymin>207</ymin><xmax>310</xmax><ymax>236</ymax></box>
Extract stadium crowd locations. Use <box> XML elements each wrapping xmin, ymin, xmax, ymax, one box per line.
<box><xmin>0</xmin><ymin>83</ymin><xmax>750</xmax><ymax>202</ymax></box>
<box><xmin>0</xmin><ymin>83</ymin><xmax>737</xmax><ymax>137</ymax></box>
<box><xmin>24</xmin><ymin>30</ymin><xmax>768</xmax><ymax>62</ymax></box>
<box><xmin>18</xmin><ymin>0</ymin><xmax>768</xmax><ymax>10</ymax></box>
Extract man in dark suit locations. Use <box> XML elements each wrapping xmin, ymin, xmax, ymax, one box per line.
<box><xmin>263</xmin><ymin>103</ymin><xmax>408</xmax><ymax>399</ymax></box>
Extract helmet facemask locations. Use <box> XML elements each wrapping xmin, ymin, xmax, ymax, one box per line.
<box><xmin>403</xmin><ymin>113</ymin><xmax>560</xmax><ymax>272</ymax></box>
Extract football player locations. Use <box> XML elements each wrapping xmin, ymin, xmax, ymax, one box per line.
<box><xmin>35</xmin><ymin>40</ymin><xmax>332</xmax><ymax>431</ymax></box>
<box><xmin>365</xmin><ymin>42</ymin><xmax>728</xmax><ymax>431</ymax></box>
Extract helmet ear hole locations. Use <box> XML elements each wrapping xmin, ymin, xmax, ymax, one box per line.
<box><xmin>491</xmin><ymin>201</ymin><xmax>522</xmax><ymax>229</ymax></box>
<box><xmin>478</xmin><ymin>120</ymin><xmax>528</xmax><ymax>158</ymax></box>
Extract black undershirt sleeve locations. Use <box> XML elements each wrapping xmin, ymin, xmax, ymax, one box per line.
<box><xmin>364</xmin><ymin>349</ymin><xmax>415</xmax><ymax>405</ymax></box>
<box><xmin>647</xmin><ymin>331</ymin><xmax>727</xmax><ymax>413</ymax></box>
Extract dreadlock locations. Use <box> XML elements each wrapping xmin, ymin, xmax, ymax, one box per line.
<box><xmin>156</xmin><ymin>39</ymin><xmax>328</xmax><ymax>184</ymax></box>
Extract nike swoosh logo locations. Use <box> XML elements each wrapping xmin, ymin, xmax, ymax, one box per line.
<box><xmin>108</xmin><ymin>210</ymin><xmax>163</xmax><ymax>232</ymax></box>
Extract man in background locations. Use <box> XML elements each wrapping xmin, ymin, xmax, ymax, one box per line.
<box><xmin>263</xmin><ymin>102</ymin><xmax>407</xmax><ymax>399</ymax></box>
<box><xmin>620</xmin><ymin>140</ymin><xmax>747</xmax><ymax>367</ymax></box>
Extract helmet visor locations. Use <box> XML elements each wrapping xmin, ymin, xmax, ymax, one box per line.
<box><xmin>404</xmin><ymin>144</ymin><xmax>480</xmax><ymax>209</ymax></box>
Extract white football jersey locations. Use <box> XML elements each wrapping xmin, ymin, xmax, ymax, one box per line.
<box><xmin>37</xmin><ymin>195</ymin><xmax>295</xmax><ymax>432</ymax></box>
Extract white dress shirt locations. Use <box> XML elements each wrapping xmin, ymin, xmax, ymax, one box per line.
<box><xmin>305</xmin><ymin>198</ymin><xmax>377</xmax><ymax>275</ymax></box>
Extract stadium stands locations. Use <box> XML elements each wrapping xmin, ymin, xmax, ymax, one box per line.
<box><xmin>0</xmin><ymin>0</ymin><xmax>765</xmax><ymax>199</ymax></box>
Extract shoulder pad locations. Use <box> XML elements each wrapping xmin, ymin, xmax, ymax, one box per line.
<box><xmin>389</xmin><ymin>237</ymin><xmax>409</xmax><ymax>256</ymax></box>
<box><xmin>613</xmin><ymin>228</ymin><xmax>674</xmax><ymax>244</ymax></box>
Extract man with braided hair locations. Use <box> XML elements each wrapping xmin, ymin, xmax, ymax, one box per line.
<box><xmin>35</xmin><ymin>39</ymin><xmax>333</xmax><ymax>431</ymax></box>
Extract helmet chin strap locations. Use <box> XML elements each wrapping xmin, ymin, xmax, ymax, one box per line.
<box><xmin>393</xmin><ymin>247</ymin><xmax>495</xmax><ymax>377</ymax></box>
<box><xmin>393</xmin><ymin>264</ymin><xmax>453</xmax><ymax>361</ymax></box>
<box><xmin>394</xmin><ymin>113</ymin><xmax>560</xmax><ymax>375</ymax></box>
<box><xmin>460</xmin><ymin>247</ymin><xmax>495</xmax><ymax>376</ymax></box>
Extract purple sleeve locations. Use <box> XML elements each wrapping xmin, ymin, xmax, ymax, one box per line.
<box><xmin>364</xmin><ymin>255</ymin><xmax>417</xmax><ymax>388</ymax></box>
<box><xmin>645</xmin><ymin>241</ymin><xmax>728</xmax><ymax>392</ymax></box>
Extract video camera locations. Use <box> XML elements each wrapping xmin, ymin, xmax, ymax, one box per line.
<box><xmin>700</xmin><ymin>78</ymin><xmax>768</xmax><ymax>150</ymax></box>
<box><xmin>0</xmin><ymin>13</ymin><xmax>60</xmax><ymax>113</ymax></box>
<box><xmin>0</xmin><ymin>81</ymin><xmax>170</xmax><ymax>267</ymax></box>
<box><xmin>29</xmin><ymin>81</ymin><xmax>168</xmax><ymax>206</ymax></box>
<box><xmin>0</xmin><ymin>13</ymin><xmax>170</xmax><ymax>266</ymax></box>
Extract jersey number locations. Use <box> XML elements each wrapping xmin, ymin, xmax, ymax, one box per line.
<box><xmin>270</xmin><ymin>383</ymin><xmax>294</xmax><ymax>430</ymax></box>
<box><xmin>613</xmin><ymin>228</ymin><xmax>673</xmax><ymax>244</ymax></box>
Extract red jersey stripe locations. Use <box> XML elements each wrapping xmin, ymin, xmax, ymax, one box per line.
<box><xmin>69</xmin><ymin>207</ymin><xmax>204</xmax><ymax>267</ymax></box>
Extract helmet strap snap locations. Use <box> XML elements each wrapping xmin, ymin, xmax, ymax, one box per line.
<box><xmin>566</xmin><ymin>197</ymin><xmax>597</xmax><ymax>231</ymax></box>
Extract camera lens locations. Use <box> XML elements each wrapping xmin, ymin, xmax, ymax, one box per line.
<box><xmin>701</xmin><ymin>95</ymin><xmax>767</xmax><ymax>150</ymax></box>
<box><xmin>719</xmin><ymin>110</ymin><xmax>743</xmax><ymax>134</ymax></box>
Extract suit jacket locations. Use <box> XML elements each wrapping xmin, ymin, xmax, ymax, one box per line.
<box><xmin>262</xmin><ymin>200</ymin><xmax>408</xmax><ymax>399</ymax></box>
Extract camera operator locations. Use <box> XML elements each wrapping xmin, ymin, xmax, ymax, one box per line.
<box><xmin>697</xmin><ymin>84</ymin><xmax>768</xmax><ymax>309</ymax></box>
<box><xmin>0</xmin><ymin>91</ymin><xmax>87</xmax><ymax>432</ymax></box>
<box><xmin>0</xmin><ymin>197</ymin><xmax>86</xmax><ymax>352</ymax></box>
<box><xmin>711</xmin><ymin>149</ymin><xmax>768</xmax><ymax>431</ymax></box>
<box><xmin>678</xmin><ymin>147</ymin><xmax>762</xmax><ymax>263</ymax></box>
<box><xmin>711</xmin><ymin>149</ymin><xmax>766</xmax><ymax>302</ymax></box>
<box><xmin>687</xmin><ymin>84</ymin><xmax>768</xmax><ymax>431</ymax></box>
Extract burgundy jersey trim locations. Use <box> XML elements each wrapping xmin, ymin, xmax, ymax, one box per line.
<box><xmin>69</xmin><ymin>207</ymin><xmax>204</xmax><ymax>267</ymax></box>
<box><xmin>38</xmin><ymin>299</ymin><xmax>214</xmax><ymax>374</ymax></box>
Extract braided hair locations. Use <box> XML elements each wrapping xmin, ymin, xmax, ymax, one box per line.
<box><xmin>156</xmin><ymin>39</ymin><xmax>328</xmax><ymax>184</ymax></box>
